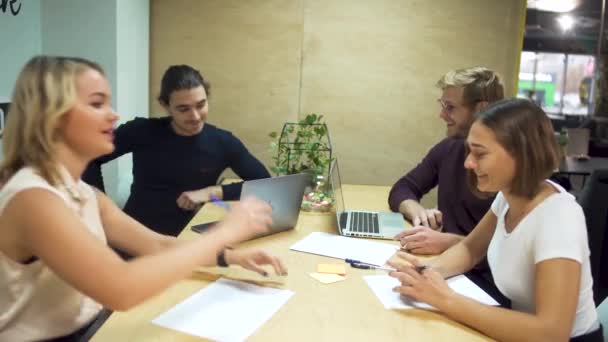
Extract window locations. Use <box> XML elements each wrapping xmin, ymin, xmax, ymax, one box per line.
<box><xmin>517</xmin><ymin>51</ymin><xmax>595</xmax><ymax>116</ymax></box>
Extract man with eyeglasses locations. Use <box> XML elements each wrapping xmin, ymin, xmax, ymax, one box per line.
<box><xmin>389</xmin><ymin>67</ymin><xmax>504</xmax><ymax>254</ymax></box>
<box><xmin>388</xmin><ymin>67</ymin><xmax>507</xmax><ymax>305</ymax></box>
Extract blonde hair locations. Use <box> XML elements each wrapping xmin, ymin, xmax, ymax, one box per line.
<box><xmin>0</xmin><ymin>55</ymin><xmax>104</xmax><ymax>186</ymax></box>
<box><xmin>436</xmin><ymin>67</ymin><xmax>505</xmax><ymax>106</ymax></box>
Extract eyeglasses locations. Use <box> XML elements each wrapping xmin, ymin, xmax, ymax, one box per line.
<box><xmin>437</xmin><ymin>99</ymin><xmax>482</xmax><ymax>115</ymax></box>
<box><xmin>437</xmin><ymin>99</ymin><xmax>458</xmax><ymax>115</ymax></box>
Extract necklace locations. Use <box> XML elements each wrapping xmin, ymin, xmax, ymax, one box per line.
<box><xmin>62</xmin><ymin>182</ymin><xmax>87</xmax><ymax>216</ymax></box>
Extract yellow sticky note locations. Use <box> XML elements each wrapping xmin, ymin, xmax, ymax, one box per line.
<box><xmin>309</xmin><ymin>272</ymin><xmax>346</xmax><ymax>284</ymax></box>
<box><xmin>317</xmin><ymin>263</ymin><xmax>347</xmax><ymax>276</ymax></box>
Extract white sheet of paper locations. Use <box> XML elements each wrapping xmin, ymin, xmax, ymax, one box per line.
<box><xmin>289</xmin><ymin>232</ymin><xmax>398</xmax><ymax>266</ymax></box>
<box><xmin>152</xmin><ymin>278</ymin><xmax>294</xmax><ymax>342</ymax></box>
<box><xmin>364</xmin><ymin>274</ymin><xmax>499</xmax><ymax>310</ymax></box>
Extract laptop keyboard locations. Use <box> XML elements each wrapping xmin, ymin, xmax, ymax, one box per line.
<box><xmin>339</xmin><ymin>212</ymin><xmax>348</xmax><ymax>231</ymax></box>
<box><xmin>349</xmin><ymin>212</ymin><xmax>380</xmax><ymax>234</ymax></box>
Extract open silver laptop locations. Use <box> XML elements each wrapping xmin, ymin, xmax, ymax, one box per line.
<box><xmin>329</xmin><ymin>160</ymin><xmax>405</xmax><ymax>239</ymax></box>
<box><xmin>240</xmin><ymin>173</ymin><xmax>310</xmax><ymax>236</ymax></box>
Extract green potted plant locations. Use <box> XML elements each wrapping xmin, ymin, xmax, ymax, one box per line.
<box><xmin>269</xmin><ymin>113</ymin><xmax>334</xmax><ymax>212</ymax></box>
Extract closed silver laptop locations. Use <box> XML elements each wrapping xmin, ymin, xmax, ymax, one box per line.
<box><xmin>329</xmin><ymin>160</ymin><xmax>405</xmax><ymax>239</ymax></box>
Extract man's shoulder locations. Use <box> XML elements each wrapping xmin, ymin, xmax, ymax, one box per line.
<box><xmin>119</xmin><ymin>116</ymin><xmax>170</xmax><ymax>131</ymax></box>
<box><xmin>205</xmin><ymin>123</ymin><xmax>233</xmax><ymax>136</ymax></box>
<box><xmin>427</xmin><ymin>137</ymin><xmax>465</xmax><ymax>157</ymax></box>
<box><xmin>434</xmin><ymin>136</ymin><xmax>465</xmax><ymax>149</ymax></box>
<box><xmin>203</xmin><ymin>124</ymin><xmax>240</xmax><ymax>144</ymax></box>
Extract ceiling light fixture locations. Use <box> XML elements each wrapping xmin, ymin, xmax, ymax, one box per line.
<box><xmin>528</xmin><ymin>0</ymin><xmax>579</xmax><ymax>13</ymax></box>
<box><xmin>557</xmin><ymin>15</ymin><xmax>575</xmax><ymax>31</ymax></box>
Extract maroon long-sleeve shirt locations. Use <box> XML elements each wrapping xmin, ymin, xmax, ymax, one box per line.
<box><xmin>388</xmin><ymin>137</ymin><xmax>494</xmax><ymax>236</ymax></box>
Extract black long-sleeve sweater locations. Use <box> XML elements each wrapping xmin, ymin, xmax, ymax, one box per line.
<box><xmin>83</xmin><ymin>117</ymin><xmax>270</xmax><ymax>236</ymax></box>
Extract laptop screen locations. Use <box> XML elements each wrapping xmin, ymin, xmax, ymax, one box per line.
<box><xmin>329</xmin><ymin>159</ymin><xmax>346</xmax><ymax>217</ymax></box>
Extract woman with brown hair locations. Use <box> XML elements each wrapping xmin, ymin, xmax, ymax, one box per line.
<box><xmin>389</xmin><ymin>98</ymin><xmax>602</xmax><ymax>341</ymax></box>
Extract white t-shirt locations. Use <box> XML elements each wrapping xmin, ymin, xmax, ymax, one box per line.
<box><xmin>0</xmin><ymin>167</ymin><xmax>106</xmax><ymax>341</ymax></box>
<box><xmin>487</xmin><ymin>180</ymin><xmax>598</xmax><ymax>337</ymax></box>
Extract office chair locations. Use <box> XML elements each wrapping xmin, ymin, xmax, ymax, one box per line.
<box><xmin>77</xmin><ymin>309</ymin><xmax>113</xmax><ymax>342</ymax></box>
<box><xmin>577</xmin><ymin>169</ymin><xmax>608</xmax><ymax>305</ymax></box>
<box><xmin>598</xmin><ymin>297</ymin><xmax>608</xmax><ymax>342</ymax></box>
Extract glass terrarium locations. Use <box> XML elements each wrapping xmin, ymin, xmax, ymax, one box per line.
<box><xmin>269</xmin><ymin>114</ymin><xmax>333</xmax><ymax>212</ymax></box>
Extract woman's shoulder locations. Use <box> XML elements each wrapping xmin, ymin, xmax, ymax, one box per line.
<box><xmin>542</xmin><ymin>190</ymin><xmax>581</xmax><ymax>214</ymax></box>
<box><xmin>542</xmin><ymin>180</ymin><xmax>578</xmax><ymax>208</ymax></box>
<box><xmin>0</xmin><ymin>168</ymin><xmax>61</xmax><ymax>211</ymax></box>
<box><xmin>2</xmin><ymin>167</ymin><xmax>52</xmax><ymax>190</ymax></box>
<box><xmin>534</xmin><ymin>189</ymin><xmax>584</xmax><ymax>231</ymax></box>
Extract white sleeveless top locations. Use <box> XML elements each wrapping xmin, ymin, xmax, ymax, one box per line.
<box><xmin>0</xmin><ymin>167</ymin><xmax>106</xmax><ymax>341</ymax></box>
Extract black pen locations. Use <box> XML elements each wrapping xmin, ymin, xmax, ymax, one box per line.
<box><xmin>345</xmin><ymin>258</ymin><xmax>378</xmax><ymax>267</ymax></box>
<box><xmin>349</xmin><ymin>262</ymin><xmax>395</xmax><ymax>272</ymax></box>
<box><xmin>345</xmin><ymin>258</ymin><xmax>362</xmax><ymax>264</ymax></box>
<box><xmin>346</xmin><ymin>258</ymin><xmax>426</xmax><ymax>273</ymax></box>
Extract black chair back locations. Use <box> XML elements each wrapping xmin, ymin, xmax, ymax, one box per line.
<box><xmin>577</xmin><ymin>169</ymin><xmax>608</xmax><ymax>304</ymax></box>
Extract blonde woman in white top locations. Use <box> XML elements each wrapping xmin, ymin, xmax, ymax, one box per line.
<box><xmin>0</xmin><ymin>56</ymin><xmax>287</xmax><ymax>341</ymax></box>
<box><xmin>388</xmin><ymin>98</ymin><xmax>602</xmax><ymax>342</ymax></box>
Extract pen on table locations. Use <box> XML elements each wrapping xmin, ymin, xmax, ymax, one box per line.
<box><xmin>345</xmin><ymin>259</ymin><xmax>395</xmax><ymax>271</ymax></box>
<box><xmin>345</xmin><ymin>258</ymin><xmax>365</xmax><ymax>264</ymax></box>
<box><xmin>349</xmin><ymin>262</ymin><xmax>396</xmax><ymax>272</ymax></box>
<box><xmin>209</xmin><ymin>195</ymin><xmax>230</xmax><ymax>211</ymax></box>
<box><xmin>347</xmin><ymin>258</ymin><xmax>428</xmax><ymax>274</ymax></box>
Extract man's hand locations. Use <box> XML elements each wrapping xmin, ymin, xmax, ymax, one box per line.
<box><xmin>177</xmin><ymin>186</ymin><xmax>223</xmax><ymax>211</ymax></box>
<box><xmin>393</xmin><ymin>226</ymin><xmax>458</xmax><ymax>255</ymax></box>
<box><xmin>398</xmin><ymin>200</ymin><xmax>443</xmax><ymax>229</ymax></box>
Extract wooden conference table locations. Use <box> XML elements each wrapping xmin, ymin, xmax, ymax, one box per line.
<box><xmin>92</xmin><ymin>184</ymin><xmax>493</xmax><ymax>341</ymax></box>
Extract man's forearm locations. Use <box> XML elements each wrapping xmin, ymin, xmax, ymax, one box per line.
<box><xmin>398</xmin><ymin>199</ymin><xmax>420</xmax><ymax>221</ymax></box>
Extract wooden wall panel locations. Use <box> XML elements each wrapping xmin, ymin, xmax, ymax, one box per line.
<box><xmin>151</xmin><ymin>0</ymin><xmax>525</xmax><ymax>206</ymax></box>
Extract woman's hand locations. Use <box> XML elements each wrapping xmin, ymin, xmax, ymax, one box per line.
<box><xmin>214</xmin><ymin>196</ymin><xmax>273</xmax><ymax>244</ymax></box>
<box><xmin>225</xmin><ymin>249</ymin><xmax>288</xmax><ymax>276</ymax></box>
<box><xmin>387</xmin><ymin>252</ymin><xmax>455</xmax><ymax>309</ymax></box>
